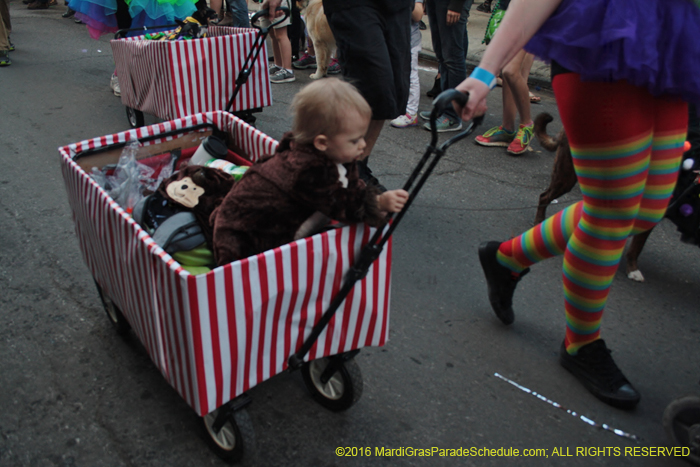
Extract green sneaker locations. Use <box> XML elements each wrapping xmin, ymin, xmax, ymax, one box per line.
<box><xmin>423</xmin><ymin>115</ymin><xmax>462</xmax><ymax>132</ymax></box>
<box><xmin>507</xmin><ymin>122</ymin><xmax>535</xmax><ymax>155</ymax></box>
<box><xmin>475</xmin><ymin>125</ymin><xmax>516</xmax><ymax>147</ymax></box>
<box><xmin>0</xmin><ymin>51</ymin><xmax>11</xmax><ymax>67</ymax></box>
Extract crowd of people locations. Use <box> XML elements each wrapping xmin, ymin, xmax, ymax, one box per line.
<box><xmin>5</xmin><ymin>0</ymin><xmax>699</xmax><ymax>413</ymax></box>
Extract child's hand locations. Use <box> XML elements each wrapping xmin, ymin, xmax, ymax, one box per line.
<box><xmin>377</xmin><ymin>189</ymin><xmax>409</xmax><ymax>213</ymax></box>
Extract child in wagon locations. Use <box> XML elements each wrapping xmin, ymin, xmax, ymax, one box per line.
<box><xmin>211</xmin><ymin>78</ymin><xmax>409</xmax><ymax>265</ymax></box>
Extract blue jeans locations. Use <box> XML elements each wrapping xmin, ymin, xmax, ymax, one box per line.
<box><xmin>227</xmin><ymin>0</ymin><xmax>250</xmax><ymax>28</ymax></box>
<box><xmin>426</xmin><ymin>0</ymin><xmax>473</xmax><ymax>122</ymax></box>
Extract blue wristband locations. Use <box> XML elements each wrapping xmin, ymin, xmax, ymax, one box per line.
<box><xmin>469</xmin><ymin>67</ymin><xmax>497</xmax><ymax>90</ymax></box>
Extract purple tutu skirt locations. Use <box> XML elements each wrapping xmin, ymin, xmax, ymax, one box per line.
<box><xmin>525</xmin><ymin>0</ymin><xmax>700</xmax><ymax>105</ymax></box>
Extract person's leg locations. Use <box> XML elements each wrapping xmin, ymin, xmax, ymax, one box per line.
<box><xmin>496</xmin><ymin>79</ymin><xmax>655</xmax><ymax>319</ymax></box>
<box><xmin>210</xmin><ymin>0</ymin><xmax>222</xmax><ymax>20</ymax></box>
<box><xmin>0</xmin><ymin>0</ymin><xmax>10</xmax><ymax>60</ymax></box>
<box><xmin>0</xmin><ymin>0</ymin><xmax>11</xmax><ymax>37</ymax></box>
<box><xmin>629</xmin><ymin>97</ymin><xmax>688</xmax><ymax>235</ymax></box>
<box><xmin>229</xmin><ymin>0</ymin><xmax>250</xmax><ymax>28</ymax></box>
<box><xmin>327</xmin><ymin>5</ymin><xmax>408</xmax><ymax>121</ymax></box>
<box><xmin>431</xmin><ymin>0</ymin><xmax>469</xmax><ymax>123</ymax></box>
<box><xmin>502</xmin><ymin>50</ymin><xmax>533</xmax><ymax>127</ymax></box>
<box><xmin>500</xmin><ymin>71</ymin><xmax>517</xmax><ymax>132</ymax></box>
<box><xmin>363</xmin><ymin>119</ymin><xmax>385</xmax><ymax>159</ymax></box>
<box><xmin>406</xmin><ymin>45</ymin><xmax>421</xmax><ymax>116</ymax></box>
<box><xmin>487</xmin><ymin>78</ymin><xmax>657</xmax><ymax>328</ymax></box>
<box><xmin>272</xmin><ymin>26</ymin><xmax>292</xmax><ymax>69</ymax></box>
<box><xmin>502</xmin><ymin>49</ymin><xmax>534</xmax><ymax>155</ymax></box>
<box><xmin>391</xmin><ymin>43</ymin><xmax>421</xmax><ymax>127</ymax></box>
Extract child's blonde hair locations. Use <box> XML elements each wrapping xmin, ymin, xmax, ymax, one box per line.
<box><xmin>291</xmin><ymin>78</ymin><xmax>372</xmax><ymax>146</ymax></box>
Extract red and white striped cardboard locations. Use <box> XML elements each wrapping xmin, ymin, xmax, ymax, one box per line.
<box><xmin>59</xmin><ymin>111</ymin><xmax>392</xmax><ymax>417</ymax></box>
<box><xmin>111</xmin><ymin>26</ymin><xmax>272</xmax><ymax>121</ymax></box>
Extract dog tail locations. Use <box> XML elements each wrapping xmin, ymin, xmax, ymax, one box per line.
<box><xmin>533</xmin><ymin>112</ymin><xmax>560</xmax><ymax>152</ymax></box>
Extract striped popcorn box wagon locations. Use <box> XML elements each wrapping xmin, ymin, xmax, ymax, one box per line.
<box><xmin>59</xmin><ymin>111</ymin><xmax>392</xmax><ymax>463</ymax></box>
<box><xmin>111</xmin><ymin>24</ymin><xmax>272</xmax><ymax>129</ymax></box>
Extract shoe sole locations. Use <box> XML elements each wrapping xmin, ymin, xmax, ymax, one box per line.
<box><xmin>475</xmin><ymin>139</ymin><xmax>513</xmax><ymax>147</ymax></box>
<box><xmin>424</xmin><ymin>125</ymin><xmax>462</xmax><ymax>133</ymax></box>
<box><xmin>507</xmin><ymin>146</ymin><xmax>530</xmax><ymax>155</ymax></box>
<box><xmin>559</xmin><ymin>353</ymin><xmax>640</xmax><ymax>410</ymax></box>
<box><xmin>271</xmin><ymin>78</ymin><xmax>295</xmax><ymax>83</ymax></box>
<box><xmin>391</xmin><ymin>123</ymin><xmax>418</xmax><ymax>128</ymax></box>
<box><xmin>292</xmin><ymin>64</ymin><xmax>317</xmax><ymax>70</ymax></box>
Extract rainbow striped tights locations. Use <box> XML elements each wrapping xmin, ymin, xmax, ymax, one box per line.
<box><xmin>496</xmin><ymin>74</ymin><xmax>688</xmax><ymax>354</ymax></box>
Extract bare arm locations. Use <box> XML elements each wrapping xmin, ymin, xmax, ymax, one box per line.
<box><xmin>455</xmin><ymin>0</ymin><xmax>563</xmax><ymax>121</ymax></box>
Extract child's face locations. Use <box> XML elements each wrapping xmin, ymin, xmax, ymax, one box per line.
<box><xmin>322</xmin><ymin>109</ymin><xmax>369</xmax><ymax>165</ymax></box>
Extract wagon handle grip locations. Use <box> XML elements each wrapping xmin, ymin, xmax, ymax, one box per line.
<box><xmin>250</xmin><ymin>7</ymin><xmax>291</xmax><ymax>33</ymax></box>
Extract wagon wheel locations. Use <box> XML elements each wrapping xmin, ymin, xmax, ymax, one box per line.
<box><xmin>94</xmin><ymin>281</ymin><xmax>131</xmax><ymax>335</ymax></box>
<box><xmin>301</xmin><ymin>354</ymin><xmax>363</xmax><ymax>412</ymax></box>
<box><xmin>663</xmin><ymin>395</ymin><xmax>700</xmax><ymax>465</ymax></box>
<box><xmin>202</xmin><ymin>402</ymin><xmax>256</xmax><ymax>464</ymax></box>
<box><xmin>126</xmin><ymin>107</ymin><xmax>144</xmax><ymax>128</ymax></box>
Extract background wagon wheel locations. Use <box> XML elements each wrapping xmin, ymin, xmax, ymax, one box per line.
<box><xmin>125</xmin><ymin>107</ymin><xmax>144</xmax><ymax>128</ymax></box>
<box><xmin>94</xmin><ymin>281</ymin><xmax>131</xmax><ymax>335</ymax></box>
<box><xmin>663</xmin><ymin>395</ymin><xmax>700</xmax><ymax>465</ymax></box>
<box><xmin>202</xmin><ymin>405</ymin><xmax>256</xmax><ymax>464</ymax></box>
<box><xmin>301</xmin><ymin>355</ymin><xmax>363</xmax><ymax>412</ymax></box>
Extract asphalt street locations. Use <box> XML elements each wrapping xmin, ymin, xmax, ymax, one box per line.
<box><xmin>1</xmin><ymin>3</ymin><xmax>699</xmax><ymax>467</ymax></box>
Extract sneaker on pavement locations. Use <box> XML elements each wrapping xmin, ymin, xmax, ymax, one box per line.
<box><xmin>8</xmin><ymin>37</ymin><xmax>14</xmax><ymax>51</ymax></box>
<box><xmin>270</xmin><ymin>68</ymin><xmax>295</xmax><ymax>83</ymax></box>
<box><xmin>506</xmin><ymin>122</ymin><xmax>535</xmax><ymax>155</ymax></box>
<box><xmin>559</xmin><ymin>339</ymin><xmax>641</xmax><ymax>410</ymax></box>
<box><xmin>110</xmin><ymin>73</ymin><xmax>121</xmax><ymax>97</ymax></box>
<box><xmin>0</xmin><ymin>51</ymin><xmax>11</xmax><ymax>67</ymax></box>
<box><xmin>419</xmin><ymin>110</ymin><xmax>433</xmax><ymax>121</ymax></box>
<box><xmin>27</xmin><ymin>1</ymin><xmax>50</xmax><ymax>9</ymax></box>
<box><xmin>327</xmin><ymin>58</ymin><xmax>341</xmax><ymax>74</ymax></box>
<box><xmin>292</xmin><ymin>53</ymin><xmax>317</xmax><ymax>70</ymax></box>
<box><xmin>475</xmin><ymin>125</ymin><xmax>516</xmax><ymax>147</ymax></box>
<box><xmin>391</xmin><ymin>113</ymin><xmax>418</xmax><ymax>128</ymax></box>
<box><xmin>423</xmin><ymin>115</ymin><xmax>462</xmax><ymax>132</ymax></box>
<box><xmin>478</xmin><ymin>241</ymin><xmax>529</xmax><ymax>325</ymax></box>
<box><xmin>268</xmin><ymin>64</ymin><xmax>281</xmax><ymax>75</ymax></box>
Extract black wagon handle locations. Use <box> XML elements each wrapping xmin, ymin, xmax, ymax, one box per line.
<box><xmin>287</xmin><ymin>90</ymin><xmax>483</xmax><ymax>370</ymax></box>
<box><xmin>249</xmin><ymin>7</ymin><xmax>291</xmax><ymax>32</ymax></box>
<box><xmin>224</xmin><ymin>7</ymin><xmax>290</xmax><ymax>113</ymax></box>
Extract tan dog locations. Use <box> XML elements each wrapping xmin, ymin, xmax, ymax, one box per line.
<box><xmin>533</xmin><ymin>112</ymin><xmax>656</xmax><ymax>282</ymax></box>
<box><xmin>300</xmin><ymin>0</ymin><xmax>336</xmax><ymax>79</ymax></box>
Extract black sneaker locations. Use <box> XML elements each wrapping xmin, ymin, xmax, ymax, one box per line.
<box><xmin>560</xmin><ymin>339</ymin><xmax>640</xmax><ymax>410</ymax></box>
<box><xmin>426</xmin><ymin>76</ymin><xmax>441</xmax><ymax>98</ymax></box>
<box><xmin>478</xmin><ymin>241</ymin><xmax>529</xmax><ymax>325</ymax></box>
<box><xmin>357</xmin><ymin>159</ymin><xmax>386</xmax><ymax>193</ymax></box>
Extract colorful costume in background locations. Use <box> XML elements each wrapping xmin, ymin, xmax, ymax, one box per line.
<box><xmin>69</xmin><ymin>0</ymin><xmax>197</xmax><ymax>39</ymax></box>
<box><xmin>211</xmin><ymin>133</ymin><xmax>385</xmax><ymax>266</ymax></box>
<box><xmin>494</xmin><ymin>0</ymin><xmax>700</xmax><ymax>354</ymax></box>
